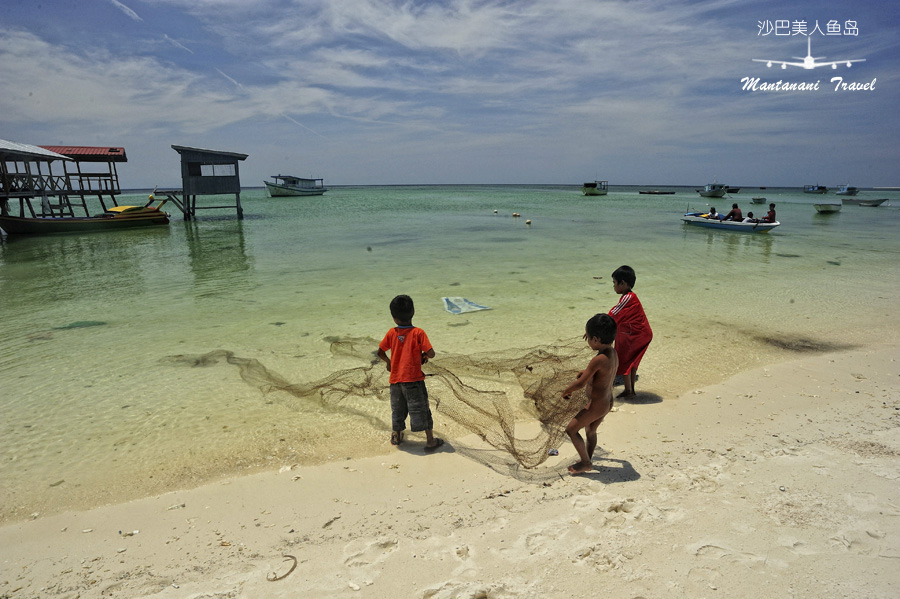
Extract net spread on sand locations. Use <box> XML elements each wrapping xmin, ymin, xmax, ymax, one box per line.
<box><xmin>168</xmin><ymin>338</ymin><xmax>594</xmax><ymax>468</ymax></box>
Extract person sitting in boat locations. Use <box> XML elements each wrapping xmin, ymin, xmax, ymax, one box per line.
<box><xmin>759</xmin><ymin>203</ymin><xmax>776</xmax><ymax>223</ymax></box>
<box><xmin>706</xmin><ymin>207</ymin><xmax>722</xmax><ymax>220</ymax></box>
<box><xmin>742</xmin><ymin>212</ymin><xmax>757</xmax><ymax>223</ymax></box>
<box><xmin>723</xmin><ymin>203</ymin><xmax>743</xmax><ymax>221</ymax></box>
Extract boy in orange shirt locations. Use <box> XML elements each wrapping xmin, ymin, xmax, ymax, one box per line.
<box><xmin>377</xmin><ymin>295</ymin><xmax>442</xmax><ymax>452</ymax></box>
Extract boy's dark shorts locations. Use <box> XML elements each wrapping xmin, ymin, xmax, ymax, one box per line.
<box><xmin>390</xmin><ymin>380</ymin><xmax>433</xmax><ymax>432</ymax></box>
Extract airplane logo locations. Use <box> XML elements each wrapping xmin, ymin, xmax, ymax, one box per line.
<box><xmin>753</xmin><ymin>36</ymin><xmax>865</xmax><ymax>70</ymax></box>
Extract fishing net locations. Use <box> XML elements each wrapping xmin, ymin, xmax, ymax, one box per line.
<box><xmin>167</xmin><ymin>337</ymin><xmax>595</xmax><ymax>469</ymax></box>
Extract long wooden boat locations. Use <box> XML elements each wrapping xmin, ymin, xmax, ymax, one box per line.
<box><xmin>0</xmin><ymin>201</ymin><xmax>169</xmax><ymax>235</ymax></box>
<box><xmin>264</xmin><ymin>175</ymin><xmax>327</xmax><ymax>197</ymax></box>
<box><xmin>751</xmin><ymin>196</ymin><xmax>766</xmax><ymax>204</ymax></box>
<box><xmin>581</xmin><ymin>180</ymin><xmax>608</xmax><ymax>196</ymax></box>
<box><xmin>841</xmin><ymin>197</ymin><xmax>887</xmax><ymax>206</ymax></box>
<box><xmin>682</xmin><ymin>212</ymin><xmax>779</xmax><ymax>233</ymax></box>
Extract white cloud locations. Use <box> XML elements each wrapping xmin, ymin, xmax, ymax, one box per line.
<box><xmin>109</xmin><ymin>0</ymin><xmax>143</xmax><ymax>22</ymax></box>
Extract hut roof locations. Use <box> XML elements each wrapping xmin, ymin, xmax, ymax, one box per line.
<box><xmin>40</xmin><ymin>146</ymin><xmax>128</xmax><ymax>162</ymax></box>
<box><xmin>0</xmin><ymin>139</ymin><xmax>72</xmax><ymax>162</ymax></box>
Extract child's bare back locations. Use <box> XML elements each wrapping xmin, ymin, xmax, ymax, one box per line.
<box><xmin>563</xmin><ymin>314</ymin><xmax>619</xmax><ymax>474</ymax></box>
<box><xmin>583</xmin><ymin>345</ymin><xmax>617</xmax><ymax>419</ymax></box>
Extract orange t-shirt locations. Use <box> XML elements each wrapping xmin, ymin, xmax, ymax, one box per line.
<box><xmin>379</xmin><ymin>326</ymin><xmax>432</xmax><ymax>384</ymax></box>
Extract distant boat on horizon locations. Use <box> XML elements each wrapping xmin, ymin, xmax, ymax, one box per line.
<box><xmin>264</xmin><ymin>175</ymin><xmax>328</xmax><ymax>197</ymax></box>
<box><xmin>581</xmin><ymin>180</ymin><xmax>608</xmax><ymax>196</ymax></box>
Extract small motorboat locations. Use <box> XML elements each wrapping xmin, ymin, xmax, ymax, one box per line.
<box><xmin>582</xmin><ymin>180</ymin><xmax>608</xmax><ymax>196</ymax></box>
<box><xmin>264</xmin><ymin>174</ymin><xmax>328</xmax><ymax>197</ymax></box>
<box><xmin>803</xmin><ymin>184</ymin><xmax>828</xmax><ymax>194</ymax></box>
<box><xmin>814</xmin><ymin>203</ymin><xmax>842</xmax><ymax>213</ymax></box>
<box><xmin>859</xmin><ymin>200</ymin><xmax>887</xmax><ymax>207</ymax></box>
<box><xmin>682</xmin><ymin>212</ymin><xmax>779</xmax><ymax>233</ymax></box>
<box><xmin>751</xmin><ymin>197</ymin><xmax>766</xmax><ymax>204</ymax></box>
<box><xmin>835</xmin><ymin>184</ymin><xmax>859</xmax><ymax>196</ymax></box>
<box><xmin>697</xmin><ymin>181</ymin><xmax>727</xmax><ymax>198</ymax></box>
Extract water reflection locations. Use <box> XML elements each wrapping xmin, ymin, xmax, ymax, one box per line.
<box><xmin>0</xmin><ymin>228</ymin><xmax>173</xmax><ymax>307</ymax></box>
<box><xmin>182</xmin><ymin>220</ymin><xmax>253</xmax><ymax>298</ymax></box>
<box><xmin>682</xmin><ymin>226</ymin><xmax>775</xmax><ymax>264</ymax></box>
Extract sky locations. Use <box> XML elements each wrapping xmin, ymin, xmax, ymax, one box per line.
<box><xmin>1</xmin><ymin>0</ymin><xmax>898</xmax><ymax>187</ymax></box>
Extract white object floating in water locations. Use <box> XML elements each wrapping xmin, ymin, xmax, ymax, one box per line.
<box><xmin>441</xmin><ymin>297</ymin><xmax>491</xmax><ymax>314</ymax></box>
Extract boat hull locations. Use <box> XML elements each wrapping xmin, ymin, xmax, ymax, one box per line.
<box><xmin>841</xmin><ymin>198</ymin><xmax>887</xmax><ymax>206</ymax></box>
<box><xmin>0</xmin><ymin>211</ymin><xmax>169</xmax><ymax>235</ymax></box>
<box><xmin>835</xmin><ymin>187</ymin><xmax>858</xmax><ymax>196</ymax></box>
<box><xmin>751</xmin><ymin>197</ymin><xmax>766</xmax><ymax>204</ymax></box>
<box><xmin>814</xmin><ymin>203</ymin><xmax>842</xmax><ymax>213</ymax></box>
<box><xmin>682</xmin><ymin>213</ymin><xmax>779</xmax><ymax>233</ymax></box>
<box><xmin>264</xmin><ymin>181</ymin><xmax>327</xmax><ymax>197</ymax></box>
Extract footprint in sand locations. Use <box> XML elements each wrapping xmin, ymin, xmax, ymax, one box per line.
<box><xmin>343</xmin><ymin>537</ymin><xmax>399</xmax><ymax>568</ymax></box>
<box><xmin>689</xmin><ymin>542</ymin><xmax>767</xmax><ymax>568</ymax></box>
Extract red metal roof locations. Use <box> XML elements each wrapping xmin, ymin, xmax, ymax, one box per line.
<box><xmin>39</xmin><ymin>146</ymin><xmax>128</xmax><ymax>162</ymax></box>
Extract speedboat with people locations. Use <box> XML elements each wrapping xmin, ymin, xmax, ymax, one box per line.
<box><xmin>681</xmin><ymin>211</ymin><xmax>779</xmax><ymax>232</ymax></box>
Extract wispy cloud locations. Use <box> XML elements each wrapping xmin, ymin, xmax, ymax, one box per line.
<box><xmin>1</xmin><ymin>0</ymin><xmax>897</xmax><ymax>186</ymax></box>
<box><xmin>109</xmin><ymin>0</ymin><xmax>142</xmax><ymax>22</ymax></box>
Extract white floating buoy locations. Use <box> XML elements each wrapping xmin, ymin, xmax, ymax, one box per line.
<box><xmin>525</xmin><ymin>219</ymin><xmax>531</xmax><ymax>225</ymax></box>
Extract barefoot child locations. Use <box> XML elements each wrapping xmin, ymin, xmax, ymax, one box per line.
<box><xmin>377</xmin><ymin>295</ymin><xmax>443</xmax><ymax>452</ymax></box>
<box><xmin>562</xmin><ymin>313</ymin><xmax>618</xmax><ymax>474</ymax></box>
<box><xmin>608</xmin><ymin>265</ymin><xmax>652</xmax><ymax>398</ymax></box>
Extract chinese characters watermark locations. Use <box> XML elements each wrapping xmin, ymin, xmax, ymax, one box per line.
<box><xmin>758</xmin><ymin>20</ymin><xmax>859</xmax><ymax>36</ymax></box>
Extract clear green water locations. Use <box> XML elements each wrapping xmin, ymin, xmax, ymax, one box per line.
<box><xmin>2</xmin><ymin>185</ymin><xmax>898</xmax><ymax>521</ymax></box>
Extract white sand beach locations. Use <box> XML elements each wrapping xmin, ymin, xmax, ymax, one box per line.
<box><xmin>2</xmin><ymin>344</ymin><xmax>898</xmax><ymax>599</ymax></box>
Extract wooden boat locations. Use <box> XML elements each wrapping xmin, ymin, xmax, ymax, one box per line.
<box><xmin>697</xmin><ymin>181</ymin><xmax>727</xmax><ymax>198</ymax></box>
<box><xmin>581</xmin><ymin>180</ymin><xmax>608</xmax><ymax>196</ymax></box>
<box><xmin>639</xmin><ymin>190</ymin><xmax>675</xmax><ymax>195</ymax></box>
<box><xmin>264</xmin><ymin>175</ymin><xmax>327</xmax><ymax>197</ymax></box>
<box><xmin>814</xmin><ymin>203</ymin><xmax>842</xmax><ymax>213</ymax></box>
<box><xmin>803</xmin><ymin>184</ymin><xmax>828</xmax><ymax>194</ymax></box>
<box><xmin>725</xmin><ymin>186</ymin><xmax>740</xmax><ymax>193</ymax></box>
<box><xmin>835</xmin><ymin>185</ymin><xmax>859</xmax><ymax>196</ymax></box>
<box><xmin>682</xmin><ymin>212</ymin><xmax>779</xmax><ymax>232</ymax></box>
<box><xmin>0</xmin><ymin>199</ymin><xmax>169</xmax><ymax>235</ymax></box>
<box><xmin>842</xmin><ymin>197</ymin><xmax>887</xmax><ymax>206</ymax></box>
<box><xmin>751</xmin><ymin>197</ymin><xmax>766</xmax><ymax>204</ymax></box>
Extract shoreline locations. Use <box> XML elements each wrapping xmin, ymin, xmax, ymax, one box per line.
<box><xmin>0</xmin><ymin>333</ymin><xmax>867</xmax><ymax>526</ymax></box>
<box><xmin>2</xmin><ymin>343</ymin><xmax>898</xmax><ymax>598</ymax></box>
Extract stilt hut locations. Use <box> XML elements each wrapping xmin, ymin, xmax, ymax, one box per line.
<box><xmin>1</xmin><ymin>140</ymin><xmax>72</xmax><ymax>219</ymax></box>
<box><xmin>167</xmin><ymin>145</ymin><xmax>249</xmax><ymax>220</ymax></box>
<box><xmin>1</xmin><ymin>141</ymin><xmax>129</xmax><ymax>221</ymax></box>
<box><xmin>39</xmin><ymin>145</ymin><xmax>128</xmax><ymax>214</ymax></box>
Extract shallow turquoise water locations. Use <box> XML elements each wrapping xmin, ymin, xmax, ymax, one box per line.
<box><xmin>2</xmin><ymin>185</ymin><xmax>898</xmax><ymax>520</ymax></box>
